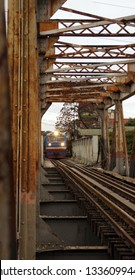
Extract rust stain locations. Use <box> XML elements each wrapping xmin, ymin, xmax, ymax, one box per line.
<box><xmin>51</xmin><ymin>0</ymin><xmax>67</xmax><ymax>17</ymax></box>
<box><xmin>40</xmin><ymin>22</ymin><xmax>58</xmax><ymax>32</ymax></box>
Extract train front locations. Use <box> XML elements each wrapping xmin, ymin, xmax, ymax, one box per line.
<box><xmin>45</xmin><ymin>130</ymin><xmax>67</xmax><ymax>159</ymax></box>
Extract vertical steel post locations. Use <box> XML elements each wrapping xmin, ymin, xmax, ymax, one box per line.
<box><xmin>0</xmin><ymin>0</ymin><xmax>17</xmax><ymax>259</ymax></box>
<box><xmin>8</xmin><ymin>0</ymin><xmax>38</xmax><ymax>259</ymax></box>
<box><xmin>36</xmin><ymin>0</ymin><xmax>59</xmax><ymax>251</ymax></box>
<box><xmin>21</xmin><ymin>0</ymin><xmax>38</xmax><ymax>260</ymax></box>
<box><xmin>37</xmin><ymin>0</ymin><xmax>65</xmax><ymax>114</ymax></box>
<box><xmin>110</xmin><ymin>96</ymin><xmax>129</xmax><ymax>176</ymax></box>
<box><xmin>98</xmin><ymin>104</ymin><xmax>110</xmax><ymax>170</ymax></box>
<box><xmin>129</xmin><ymin>130</ymin><xmax>135</xmax><ymax>178</ymax></box>
<box><xmin>8</xmin><ymin>0</ymin><xmax>19</xmax><ymax>240</ymax></box>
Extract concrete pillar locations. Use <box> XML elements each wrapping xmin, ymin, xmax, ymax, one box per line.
<box><xmin>82</xmin><ymin>138</ymin><xmax>86</xmax><ymax>164</ymax></box>
<box><xmin>79</xmin><ymin>140</ymin><xmax>82</xmax><ymax>162</ymax></box>
<box><xmin>0</xmin><ymin>0</ymin><xmax>17</xmax><ymax>260</ymax></box>
<box><xmin>72</xmin><ymin>136</ymin><xmax>98</xmax><ymax>166</ymax></box>
<box><xmin>89</xmin><ymin>137</ymin><xmax>93</xmax><ymax>165</ymax></box>
<box><xmin>80</xmin><ymin>139</ymin><xmax>83</xmax><ymax>163</ymax></box>
<box><xmin>77</xmin><ymin>140</ymin><xmax>79</xmax><ymax>162</ymax></box>
<box><xmin>92</xmin><ymin>136</ymin><xmax>99</xmax><ymax>164</ymax></box>
<box><xmin>87</xmin><ymin>138</ymin><xmax>91</xmax><ymax>165</ymax></box>
<box><xmin>110</xmin><ymin>96</ymin><xmax>129</xmax><ymax>176</ymax></box>
<box><xmin>86</xmin><ymin>138</ymin><xmax>89</xmax><ymax>165</ymax></box>
<box><xmin>83</xmin><ymin>138</ymin><xmax>87</xmax><ymax>164</ymax></box>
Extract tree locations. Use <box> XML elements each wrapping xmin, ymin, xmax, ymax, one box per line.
<box><xmin>55</xmin><ymin>102</ymin><xmax>101</xmax><ymax>133</ymax></box>
<box><xmin>55</xmin><ymin>103</ymin><xmax>79</xmax><ymax>134</ymax></box>
<box><xmin>125</xmin><ymin>118</ymin><xmax>135</xmax><ymax>126</ymax></box>
<box><xmin>78</xmin><ymin>102</ymin><xmax>101</xmax><ymax>128</ymax></box>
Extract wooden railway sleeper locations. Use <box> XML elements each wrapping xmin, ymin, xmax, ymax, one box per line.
<box><xmin>108</xmin><ymin>238</ymin><xmax>125</xmax><ymax>259</ymax></box>
<box><xmin>73</xmin><ymin>188</ymin><xmax>126</xmax><ymax>250</ymax></box>
<box><xmin>90</xmin><ymin>219</ymin><xmax>105</xmax><ymax>234</ymax></box>
<box><xmin>97</xmin><ymin>226</ymin><xmax>114</xmax><ymax>237</ymax></box>
<box><xmin>93</xmin><ymin>223</ymin><xmax>108</xmax><ymax>236</ymax></box>
<box><xmin>101</xmin><ymin>232</ymin><xmax>118</xmax><ymax>245</ymax></box>
<box><xmin>100</xmin><ymin>228</ymin><xmax>117</xmax><ymax>244</ymax></box>
<box><xmin>108</xmin><ymin>237</ymin><xmax>134</xmax><ymax>259</ymax></box>
<box><xmin>92</xmin><ymin>188</ymin><xmax>135</xmax><ymax>216</ymax></box>
<box><xmin>116</xmin><ymin>247</ymin><xmax>135</xmax><ymax>260</ymax></box>
<box><xmin>54</xmin><ymin>162</ymin><xmax>135</xmax><ymax>257</ymax></box>
<box><xmin>84</xmin><ymin>195</ymin><xmax>135</xmax><ymax>251</ymax></box>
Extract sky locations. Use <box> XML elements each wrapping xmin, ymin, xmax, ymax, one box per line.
<box><xmin>42</xmin><ymin>0</ymin><xmax>135</xmax><ymax>131</ymax></box>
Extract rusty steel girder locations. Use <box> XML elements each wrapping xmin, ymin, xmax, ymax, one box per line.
<box><xmin>37</xmin><ymin>2</ymin><xmax>135</xmax><ymax>178</ymax></box>
<box><xmin>130</xmin><ymin>131</ymin><xmax>135</xmax><ymax>178</ymax></box>
<box><xmin>110</xmin><ymin>95</ymin><xmax>129</xmax><ymax>176</ymax></box>
<box><xmin>7</xmin><ymin>0</ymin><xmax>69</xmax><ymax>260</ymax></box>
<box><xmin>43</xmin><ymin>42</ymin><xmax>135</xmax><ymax>59</ymax></box>
<box><xmin>38</xmin><ymin>5</ymin><xmax>135</xmax><ymax>104</ymax></box>
<box><xmin>37</xmin><ymin>0</ymin><xmax>67</xmax><ymax>22</ymax></box>
<box><xmin>6</xmin><ymin>0</ymin><xmax>135</xmax><ymax>260</ymax></box>
<box><xmin>0</xmin><ymin>0</ymin><xmax>16</xmax><ymax>259</ymax></box>
<box><xmin>8</xmin><ymin>0</ymin><xmax>39</xmax><ymax>259</ymax></box>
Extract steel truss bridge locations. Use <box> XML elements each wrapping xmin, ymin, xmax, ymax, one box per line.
<box><xmin>0</xmin><ymin>0</ymin><xmax>135</xmax><ymax>259</ymax></box>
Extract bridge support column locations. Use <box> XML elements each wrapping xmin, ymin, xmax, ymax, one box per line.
<box><xmin>110</xmin><ymin>96</ymin><xmax>129</xmax><ymax>176</ymax></box>
<box><xmin>0</xmin><ymin>0</ymin><xmax>16</xmax><ymax>259</ymax></box>
<box><xmin>8</xmin><ymin>0</ymin><xmax>39</xmax><ymax>259</ymax></box>
<box><xmin>37</xmin><ymin>0</ymin><xmax>64</xmax><ymax>112</ymax></box>
<box><xmin>98</xmin><ymin>105</ymin><xmax>110</xmax><ymax>170</ymax></box>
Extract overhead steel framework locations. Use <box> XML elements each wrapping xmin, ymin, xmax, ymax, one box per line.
<box><xmin>38</xmin><ymin>5</ymin><xmax>135</xmax><ymax>107</ymax></box>
<box><xmin>1</xmin><ymin>0</ymin><xmax>134</xmax><ymax>259</ymax></box>
<box><xmin>37</xmin><ymin>1</ymin><xmax>135</xmax><ymax>177</ymax></box>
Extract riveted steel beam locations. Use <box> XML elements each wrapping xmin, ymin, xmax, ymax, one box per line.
<box><xmin>37</xmin><ymin>0</ymin><xmax>67</xmax><ymax>22</ymax></box>
<box><xmin>129</xmin><ymin>131</ymin><xmax>135</xmax><ymax>178</ymax></box>
<box><xmin>8</xmin><ymin>0</ymin><xmax>39</xmax><ymax>259</ymax></box>
<box><xmin>97</xmin><ymin>105</ymin><xmax>110</xmax><ymax>170</ymax></box>
<box><xmin>110</xmin><ymin>95</ymin><xmax>129</xmax><ymax>176</ymax></box>
<box><xmin>38</xmin><ymin>3</ymin><xmax>135</xmax><ymax>106</ymax></box>
<box><xmin>37</xmin><ymin>0</ymin><xmax>66</xmax><ymax>110</ymax></box>
<box><xmin>0</xmin><ymin>0</ymin><xmax>16</xmax><ymax>260</ymax></box>
<box><xmin>40</xmin><ymin>14</ymin><xmax>135</xmax><ymax>37</ymax></box>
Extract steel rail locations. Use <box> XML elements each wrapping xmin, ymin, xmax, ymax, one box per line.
<box><xmin>52</xmin><ymin>160</ymin><xmax>135</xmax><ymax>250</ymax></box>
<box><xmin>87</xmin><ymin>168</ymin><xmax>135</xmax><ymax>195</ymax></box>
<box><xmin>92</xmin><ymin>168</ymin><xmax>135</xmax><ymax>190</ymax></box>
<box><xmin>62</xmin><ymin>160</ymin><xmax>135</xmax><ymax>198</ymax></box>
<box><xmin>74</xmin><ymin>166</ymin><xmax>135</xmax><ymax>202</ymax></box>
<box><xmin>73</xmin><ymin>169</ymin><xmax>135</xmax><ymax>215</ymax></box>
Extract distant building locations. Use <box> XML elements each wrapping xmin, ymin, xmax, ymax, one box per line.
<box><xmin>108</xmin><ymin>109</ymin><xmax>129</xmax><ymax>127</ymax></box>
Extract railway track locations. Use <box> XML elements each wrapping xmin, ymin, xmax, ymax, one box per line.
<box><xmin>60</xmin><ymin>160</ymin><xmax>135</xmax><ymax>217</ymax></box>
<box><xmin>36</xmin><ymin>159</ymin><xmax>135</xmax><ymax>260</ymax></box>
<box><xmin>61</xmin><ymin>159</ymin><xmax>135</xmax><ymax>203</ymax></box>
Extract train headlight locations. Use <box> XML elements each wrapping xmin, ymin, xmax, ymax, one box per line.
<box><xmin>54</xmin><ymin>130</ymin><xmax>59</xmax><ymax>136</ymax></box>
<box><xmin>61</xmin><ymin>142</ymin><xmax>64</xmax><ymax>147</ymax></box>
<box><xmin>48</xmin><ymin>143</ymin><xmax>51</xmax><ymax>147</ymax></box>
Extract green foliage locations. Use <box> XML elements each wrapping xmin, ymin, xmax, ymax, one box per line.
<box><xmin>126</xmin><ymin>130</ymin><xmax>134</xmax><ymax>154</ymax></box>
<box><xmin>125</xmin><ymin>118</ymin><xmax>135</xmax><ymax>126</ymax></box>
<box><xmin>55</xmin><ymin>102</ymin><xmax>79</xmax><ymax>133</ymax></box>
<box><xmin>55</xmin><ymin>102</ymin><xmax>101</xmax><ymax>132</ymax></box>
<box><xmin>78</xmin><ymin>103</ymin><xmax>100</xmax><ymax>128</ymax></box>
<box><xmin>109</xmin><ymin>130</ymin><xmax>134</xmax><ymax>155</ymax></box>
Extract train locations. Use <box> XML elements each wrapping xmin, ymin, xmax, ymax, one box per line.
<box><xmin>45</xmin><ymin>130</ymin><xmax>67</xmax><ymax>159</ymax></box>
